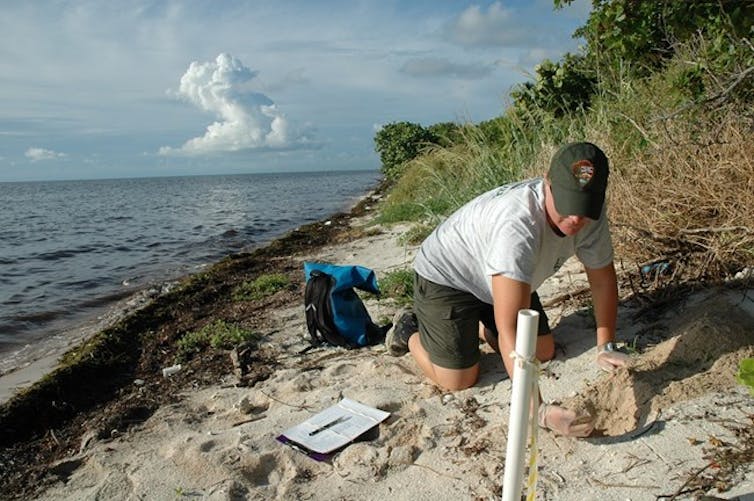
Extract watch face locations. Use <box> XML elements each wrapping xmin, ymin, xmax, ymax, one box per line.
<box><xmin>602</xmin><ymin>342</ymin><xmax>616</xmax><ymax>353</ymax></box>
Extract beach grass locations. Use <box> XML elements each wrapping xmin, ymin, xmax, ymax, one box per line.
<box><xmin>232</xmin><ymin>273</ymin><xmax>290</xmax><ymax>301</ymax></box>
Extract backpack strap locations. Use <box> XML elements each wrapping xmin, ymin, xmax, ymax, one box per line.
<box><xmin>304</xmin><ymin>270</ymin><xmax>349</xmax><ymax>346</ymax></box>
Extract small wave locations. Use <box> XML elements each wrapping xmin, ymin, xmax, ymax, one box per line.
<box><xmin>34</xmin><ymin>250</ymin><xmax>77</xmax><ymax>261</ymax></box>
<box><xmin>35</xmin><ymin>244</ymin><xmax>97</xmax><ymax>261</ymax></box>
<box><xmin>60</xmin><ymin>279</ymin><xmax>105</xmax><ymax>291</ymax></box>
<box><xmin>9</xmin><ymin>309</ymin><xmax>65</xmax><ymax>324</ymax></box>
<box><xmin>78</xmin><ymin>289</ymin><xmax>134</xmax><ymax>308</ymax></box>
<box><xmin>244</xmin><ymin>227</ymin><xmax>270</xmax><ymax>237</ymax></box>
<box><xmin>0</xmin><ymin>318</ymin><xmax>32</xmax><ymax>338</ymax></box>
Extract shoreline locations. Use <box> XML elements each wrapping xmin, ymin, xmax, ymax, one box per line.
<box><xmin>0</xmin><ymin>180</ymin><xmax>385</xmax><ymax>405</ymax></box>
<box><xmin>0</xmin><ymin>280</ymin><xmax>177</xmax><ymax>403</ymax></box>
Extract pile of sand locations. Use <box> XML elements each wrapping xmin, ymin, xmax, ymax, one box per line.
<box><xmin>565</xmin><ymin>298</ymin><xmax>754</xmax><ymax>437</ymax></box>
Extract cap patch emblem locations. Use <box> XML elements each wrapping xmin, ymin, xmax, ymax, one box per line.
<box><xmin>572</xmin><ymin>160</ymin><xmax>594</xmax><ymax>188</ymax></box>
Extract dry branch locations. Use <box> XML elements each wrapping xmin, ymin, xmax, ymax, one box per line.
<box><xmin>654</xmin><ymin>65</ymin><xmax>754</xmax><ymax>122</ymax></box>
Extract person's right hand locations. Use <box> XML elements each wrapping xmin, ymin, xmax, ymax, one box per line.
<box><xmin>596</xmin><ymin>343</ymin><xmax>630</xmax><ymax>372</ymax></box>
<box><xmin>538</xmin><ymin>404</ymin><xmax>594</xmax><ymax>437</ymax></box>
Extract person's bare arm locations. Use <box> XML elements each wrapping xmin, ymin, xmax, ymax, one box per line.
<box><xmin>585</xmin><ymin>261</ymin><xmax>618</xmax><ymax>347</ymax></box>
<box><xmin>585</xmin><ymin>261</ymin><xmax>628</xmax><ymax>371</ymax></box>
<box><xmin>490</xmin><ymin>274</ymin><xmax>530</xmax><ymax>379</ymax></box>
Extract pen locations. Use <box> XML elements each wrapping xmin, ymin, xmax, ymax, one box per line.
<box><xmin>308</xmin><ymin>415</ymin><xmax>350</xmax><ymax>436</ymax></box>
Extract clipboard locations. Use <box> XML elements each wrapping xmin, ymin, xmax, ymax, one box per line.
<box><xmin>277</xmin><ymin>398</ymin><xmax>390</xmax><ymax>460</ymax></box>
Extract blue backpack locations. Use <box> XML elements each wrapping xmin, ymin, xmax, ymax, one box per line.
<box><xmin>303</xmin><ymin>262</ymin><xmax>390</xmax><ymax>348</ymax></box>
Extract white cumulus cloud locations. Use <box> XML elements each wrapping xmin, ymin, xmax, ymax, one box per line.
<box><xmin>159</xmin><ymin>53</ymin><xmax>311</xmax><ymax>156</ymax></box>
<box><xmin>25</xmin><ymin>147</ymin><xmax>66</xmax><ymax>162</ymax></box>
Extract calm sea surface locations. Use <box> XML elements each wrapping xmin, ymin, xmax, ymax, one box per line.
<box><xmin>0</xmin><ymin>170</ymin><xmax>381</xmax><ymax>356</ymax></box>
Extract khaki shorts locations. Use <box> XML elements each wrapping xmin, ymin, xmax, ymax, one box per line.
<box><xmin>413</xmin><ymin>273</ymin><xmax>550</xmax><ymax>370</ymax></box>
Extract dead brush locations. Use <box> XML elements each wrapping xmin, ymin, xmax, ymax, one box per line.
<box><xmin>609</xmin><ymin>106</ymin><xmax>754</xmax><ymax>284</ymax></box>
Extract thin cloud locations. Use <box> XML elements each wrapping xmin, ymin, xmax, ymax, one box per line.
<box><xmin>25</xmin><ymin>147</ymin><xmax>66</xmax><ymax>162</ymax></box>
<box><xmin>400</xmin><ymin>57</ymin><xmax>492</xmax><ymax>80</ymax></box>
<box><xmin>159</xmin><ymin>53</ymin><xmax>313</xmax><ymax>156</ymax></box>
<box><xmin>262</xmin><ymin>68</ymin><xmax>310</xmax><ymax>93</ymax></box>
<box><xmin>445</xmin><ymin>2</ymin><xmax>541</xmax><ymax>48</ymax></box>
<box><xmin>517</xmin><ymin>48</ymin><xmax>564</xmax><ymax>68</ymax></box>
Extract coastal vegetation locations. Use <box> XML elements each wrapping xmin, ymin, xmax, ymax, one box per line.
<box><xmin>177</xmin><ymin>319</ymin><xmax>259</xmax><ymax>360</ymax></box>
<box><xmin>739</xmin><ymin>358</ymin><xmax>754</xmax><ymax>395</ymax></box>
<box><xmin>232</xmin><ymin>273</ymin><xmax>290</xmax><ymax>301</ymax></box>
<box><xmin>375</xmin><ymin>0</ymin><xmax>754</xmax><ymax>285</ymax></box>
<box><xmin>376</xmin><ymin>268</ymin><xmax>415</xmax><ymax>306</ymax></box>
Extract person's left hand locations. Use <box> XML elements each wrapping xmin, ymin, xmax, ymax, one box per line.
<box><xmin>538</xmin><ymin>404</ymin><xmax>594</xmax><ymax>437</ymax></box>
<box><xmin>596</xmin><ymin>342</ymin><xmax>629</xmax><ymax>372</ymax></box>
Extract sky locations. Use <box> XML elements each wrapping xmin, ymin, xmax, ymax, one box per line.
<box><xmin>0</xmin><ymin>0</ymin><xmax>591</xmax><ymax>182</ymax></box>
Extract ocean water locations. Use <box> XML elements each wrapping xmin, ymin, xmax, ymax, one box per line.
<box><xmin>0</xmin><ymin>170</ymin><xmax>381</xmax><ymax>357</ymax></box>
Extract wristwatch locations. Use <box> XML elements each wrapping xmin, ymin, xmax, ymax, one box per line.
<box><xmin>598</xmin><ymin>342</ymin><xmax>617</xmax><ymax>354</ymax></box>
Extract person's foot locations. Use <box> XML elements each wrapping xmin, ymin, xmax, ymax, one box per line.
<box><xmin>385</xmin><ymin>308</ymin><xmax>417</xmax><ymax>356</ymax></box>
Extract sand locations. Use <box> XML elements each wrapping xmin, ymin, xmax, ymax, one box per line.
<box><xmin>8</xmin><ymin>214</ymin><xmax>754</xmax><ymax>500</ymax></box>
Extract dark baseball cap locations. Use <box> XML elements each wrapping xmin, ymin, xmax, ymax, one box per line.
<box><xmin>547</xmin><ymin>142</ymin><xmax>609</xmax><ymax>220</ymax></box>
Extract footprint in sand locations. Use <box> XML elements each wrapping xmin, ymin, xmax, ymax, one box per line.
<box><xmin>199</xmin><ymin>439</ymin><xmax>217</xmax><ymax>452</ymax></box>
<box><xmin>320</xmin><ymin>361</ymin><xmax>358</xmax><ymax>378</ymax></box>
<box><xmin>333</xmin><ymin>442</ymin><xmax>390</xmax><ymax>480</ymax></box>
<box><xmin>240</xmin><ymin>452</ymin><xmax>279</xmax><ymax>486</ymax></box>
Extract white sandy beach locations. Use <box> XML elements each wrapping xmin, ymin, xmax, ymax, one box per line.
<box><xmin>8</xmin><ymin>212</ymin><xmax>754</xmax><ymax>500</ymax></box>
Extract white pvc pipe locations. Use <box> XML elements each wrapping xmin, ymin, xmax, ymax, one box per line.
<box><xmin>502</xmin><ymin>309</ymin><xmax>540</xmax><ymax>501</ymax></box>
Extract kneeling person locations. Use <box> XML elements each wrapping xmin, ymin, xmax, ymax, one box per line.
<box><xmin>386</xmin><ymin>142</ymin><xmax>629</xmax><ymax>437</ymax></box>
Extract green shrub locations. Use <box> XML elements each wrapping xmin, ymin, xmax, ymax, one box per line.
<box><xmin>738</xmin><ymin>358</ymin><xmax>754</xmax><ymax>396</ymax></box>
<box><xmin>556</xmin><ymin>0</ymin><xmax>754</xmax><ymax>75</ymax></box>
<box><xmin>379</xmin><ymin>268</ymin><xmax>414</xmax><ymax>305</ymax></box>
<box><xmin>510</xmin><ymin>54</ymin><xmax>597</xmax><ymax>118</ymax></box>
<box><xmin>232</xmin><ymin>273</ymin><xmax>289</xmax><ymax>301</ymax></box>
<box><xmin>177</xmin><ymin>319</ymin><xmax>258</xmax><ymax>359</ymax></box>
<box><xmin>427</xmin><ymin>121</ymin><xmax>463</xmax><ymax>147</ymax></box>
<box><xmin>374</xmin><ymin>121</ymin><xmax>436</xmax><ymax>182</ymax></box>
<box><xmin>378</xmin><ymin>201</ymin><xmax>428</xmax><ymax>224</ymax></box>
<box><xmin>398</xmin><ymin>224</ymin><xmax>434</xmax><ymax>246</ymax></box>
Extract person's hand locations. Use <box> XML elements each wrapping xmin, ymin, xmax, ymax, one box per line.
<box><xmin>596</xmin><ymin>342</ymin><xmax>630</xmax><ymax>372</ymax></box>
<box><xmin>538</xmin><ymin>404</ymin><xmax>594</xmax><ymax>437</ymax></box>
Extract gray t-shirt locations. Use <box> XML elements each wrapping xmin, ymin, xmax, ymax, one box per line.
<box><xmin>413</xmin><ymin>178</ymin><xmax>613</xmax><ymax>304</ymax></box>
